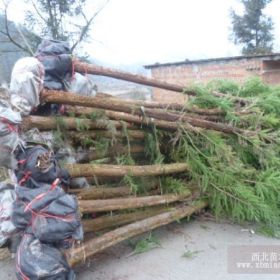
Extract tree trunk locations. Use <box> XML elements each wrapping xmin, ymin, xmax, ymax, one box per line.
<box><xmin>82</xmin><ymin>206</ymin><xmax>171</xmax><ymax>233</ymax></box>
<box><xmin>74</xmin><ymin>60</ymin><xmax>191</xmax><ymax>94</ymax></box>
<box><xmin>65</xmin><ymin>162</ymin><xmax>189</xmax><ymax>178</ymax></box>
<box><xmin>78</xmin><ymin>191</ymin><xmax>191</xmax><ymax>213</ymax></box>
<box><xmin>65</xmin><ymin>200</ymin><xmax>208</xmax><ymax>266</ymax></box>
<box><xmin>22</xmin><ymin>115</ymin><xmax>134</xmax><ymax>131</ymax></box>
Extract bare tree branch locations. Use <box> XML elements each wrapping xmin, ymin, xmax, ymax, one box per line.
<box><xmin>0</xmin><ymin>3</ymin><xmax>32</xmax><ymax>54</ymax></box>
<box><xmin>71</xmin><ymin>0</ymin><xmax>110</xmax><ymax>52</ymax></box>
<box><xmin>30</xmin><ymin>0</ymin><xmax>48</xmax><ymax>25</ymax></box>
<box><xmin>14</xmin><ymin>23</ymin><xmax>35</xmax><ymax>55</ymax></box>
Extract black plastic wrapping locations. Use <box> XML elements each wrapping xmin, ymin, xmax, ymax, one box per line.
<box><xmin>12</xmin><ymin>183</ymin><xmax>83</xmax><ymax>243</ymax></box>
<box><xmin>15</xmin><ymin>145</ymin><xmax>70</xmax><ymax>189</ymax></box>
<box><xmin>16</xmin><ymin>234</ymin><xmax>75</xmax><ymax>280</ymax></box>
<box><xmin>35</xmin><ymin>39</ymin><xmax>72</xmax><ymax>90</ymax></box>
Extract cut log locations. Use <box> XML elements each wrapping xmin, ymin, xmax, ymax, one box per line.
<box><xmin>67</xmin><ymin>106</ymin><xmax>223</xmax><ymax>124</ymax></box>
<box><xmin>41</xmin><ymin>90</ymin><xmax>148</xmax><ymax>113</ymax></box>
<box><xmin>73</xmin><ymin>61</ymin><xmax>249</xmax><ymax>102</ymax></box>
<box><xmin>71</xmin><ymin>178</ymin><xmax>162</xmax><ymax>198</ymax></box>
<box><xmin>78</xmin><ymin>191</ymin><xmax>191</xmax><ymax>213</ymax></box>
<box><xmin>117</xmin><ymin>101</ymin><xmax>225</xmax><ymax>115</ymax></box>
<box><xmin>69</xmin><ymin>130</ymin><xmax>145</xmax><ymax>146</ymax></box>
<box><xmin>84</xmin><ymin>176</ymin><xmax>123</xmax><ymax>186</ymax></box>
<box><xmin>67</xmin><ymin>98</ymin><xmax>224</xmax><ymax>115</ymax></box>
<box><xmin>22</xmin><ymin>115</ymin><xmax>134</xmax><ymax>131</ymax></box>
<box><xmin>41</xmin><ymin>91</ymin><xmax>251</xmax><ymax>135</ymax></box>
<box><xmin>74</xmin><ymin>186</ymin><xmax>132</xmax><ymax>200</ymax></box>
<box><xmin>74</xmin><ymin>60</ymin><xmax>191</xmax><ymax>94</ymax></box>
<box><xmin>75</xmin><ymin>144</ymin><xmax>145</xmax><ymax>163</ymax></box>
<box><xmin>65</xmin><ymin>162</ymin><xmax>189</xmax><ymax>178</ymax></box>
<box><xmin>68</xmin><ymin>108</ymin><xmax>193</xmax><ymax>132</ymax></box>
<box><xmin>100</xmin><ymin>110</ymin><xmax>238</xmax><ymax>134</ymax></box>
<box><xmin>41</xmin><ymin>90</ymin><xmax>187</xmax><ymax>117</ymax></box>
<box><xmin>82</xmin><ymin>206</ymin><xmax>170</xmax><ymax>233</ymax></box>
<box><xmin>139</xmin><ymin>107</ymin><xmax>250</xmax><ymax>135</ymax></box>
<box><xmin>66</xmin><ymin>200</ymin><xmax>208</xmax><ymax>266</ymax></box>
<box><xmin>73</xmin><ymin>186</ymin><xmax>160</xmax><ymax>199</ymax></box>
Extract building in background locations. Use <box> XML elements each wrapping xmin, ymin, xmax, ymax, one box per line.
<box><xmin>145</xmin><ymin>53</ymin><xmax>280</xmax><ymax>103</ymax></box>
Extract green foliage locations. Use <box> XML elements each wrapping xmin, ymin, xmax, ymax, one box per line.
<box><xmin>187</xmin><ymin>84</ymin><xmax>234</xmax><ymax>111</ymax></box>
<box><xmin>256</xmin><ymin>87</ymin><xmax>280</xmax><ymax>116</ymax></box>
<box><xmin>75</xmin><ymin>118</ymin><xmax>90</xmax><ymax>131</ymax></box>
<box><xmin>206</xmin><ymin>77</ymin><xmax>270</xmax><ymax>98</ymax></box>
<box><xmin>230</xmin><ymin>0</ymin><xmax>274</xmax><ymax>54</ymax></box>
<box><xmin>161</xmin><ymin>80</ymin><xmax>280</xmax><ymax>237</ymax></box>
<box><xmin>169</xmin><ymin>127</ymin><xmax>280</xmax><ymax>228</ymax></box>
<box><xmin>207</xmin><ymin>79</ymin><xmax>240</xmax><ymax>95</ymax></box>
<box><xmin>52</xmin><ymin>76</ymin><xmax>280</xmax><ymax>238</ymax></box>
<box><xmin>160</xmin><ymin>177</ymin><xmax>188</xmax><ymax>195</ymax></box>
<box><xmin>129</xmin><ymin>233</ymin><xmax>161</xmax><ymax>256</ymax></box>
<box><xmin>116</xmin><ymin>154</ymin><xmax>135</xmax><ymax>166</ymax></box>
<box><xmin>239</xmin><ymin>77</ymin><xmax>270</xmax><ymax>97</ymax></box>
<box><xmin>122</xmin><ymin>175</ymin><xmax>138</xmax><ymax>194</ymax></box>
<box><xmin>144</xmin><ymin>126</ymin><xmax>165</xmax><ymax>164</ymax></box>
<box><xmin>94</xmin><ymin>137</ymin><xmax>111</xmax><ymax>157</ymax></box>
<box><xmin>80</xmin><ymin>136</ymin><xmax>95</xmax><ymax>148</ymax></box>
<box><xmin>257</xmin><ymin>225</ymin><xmax>280</xmax><ymax>238</ymax></box>
<box><xmin>182</xmin><ymin>250</ymin><xmax>203</xmax><ymax>259</ymax></box>
<box><xmin>89</xmin><ymin>110</ymin><xmax>105</xmax><ymax>121</ymax></box>
<box><xmin>55</xmin><ymin>116</ymin><xmax>68</xmax><ymax>131</ymax></box>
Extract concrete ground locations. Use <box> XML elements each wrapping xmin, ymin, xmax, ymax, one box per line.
<box><xmin>1</xmin><ymin>219</ymin><xmax>279</xmax><ymax>280</ymax></box>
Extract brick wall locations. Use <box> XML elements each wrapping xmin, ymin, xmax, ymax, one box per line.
<box><xmin>262</xmin><ymin>60</ymin><xmax>280</xmax><ymax>85</ymax></box>
<box><xmin>150</xmin><ymin>57</ymin><xmax>280</xmax><ymax>104</ymax></box>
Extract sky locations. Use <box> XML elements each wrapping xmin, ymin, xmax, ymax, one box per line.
<box><xmin>2</xmin><ymin>0</ymin><xmax>280</xmax><ymax>66</ymax></box>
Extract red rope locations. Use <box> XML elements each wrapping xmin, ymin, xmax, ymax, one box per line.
<box><xmin>0</xmin><ymin>117</ymin><xmax>18</xmax><ymax>133</ymax></box>
<box><xmin>18</xmin><ymin>171</ymin><xmax>32</xmax><ymax>186</ymax></box>
<box><xmin>22</xmin><ymin>179</ymin><xmax>76</xmax><ymax>232</ymax></box>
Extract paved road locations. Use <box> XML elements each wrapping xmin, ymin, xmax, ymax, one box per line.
<box><xmin>1</xmin><ymin>220</ymin><xmax>279</xmax><ymax>280</ymax></box>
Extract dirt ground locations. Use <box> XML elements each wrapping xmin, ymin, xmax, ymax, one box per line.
<box><xmin>1</xmin><ymin>219</ymin><xmax>279</xmax><ymax>280</ymax></box>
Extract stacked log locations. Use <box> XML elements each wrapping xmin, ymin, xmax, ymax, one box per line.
<box><xmin>66</xmin><ymin>200</ymin><xmax>207</xmax><ymax>267</ymax></box>
<box><xmin>8</xmin><ymin>58</ymin><xmax>279</xmax><ymax>277</ymax></box>
<box><xmin>27</xmin><ymin>89</ymin><xmax>208</xmax><ymax>266</ymax></box>
<box><xmin>28</xmin><ymin>62</ymin><xmax>268</xmax><ymax>267</ymax></box>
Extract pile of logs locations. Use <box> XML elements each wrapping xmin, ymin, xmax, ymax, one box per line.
<box><xmin>22</xmin><ymin>62</ymin><xmax>215</xmax><ymax>267</ymax></box>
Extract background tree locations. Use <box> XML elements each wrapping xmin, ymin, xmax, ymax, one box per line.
<box><xmin>230</xmin><ymin>0</ymin><xmax>274</xmax><ymax>55</ymax></box>
<box><xmin>0</xmin><ymin>0</ymin><xmax>109</xmax><ymax>55</ymax></box>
